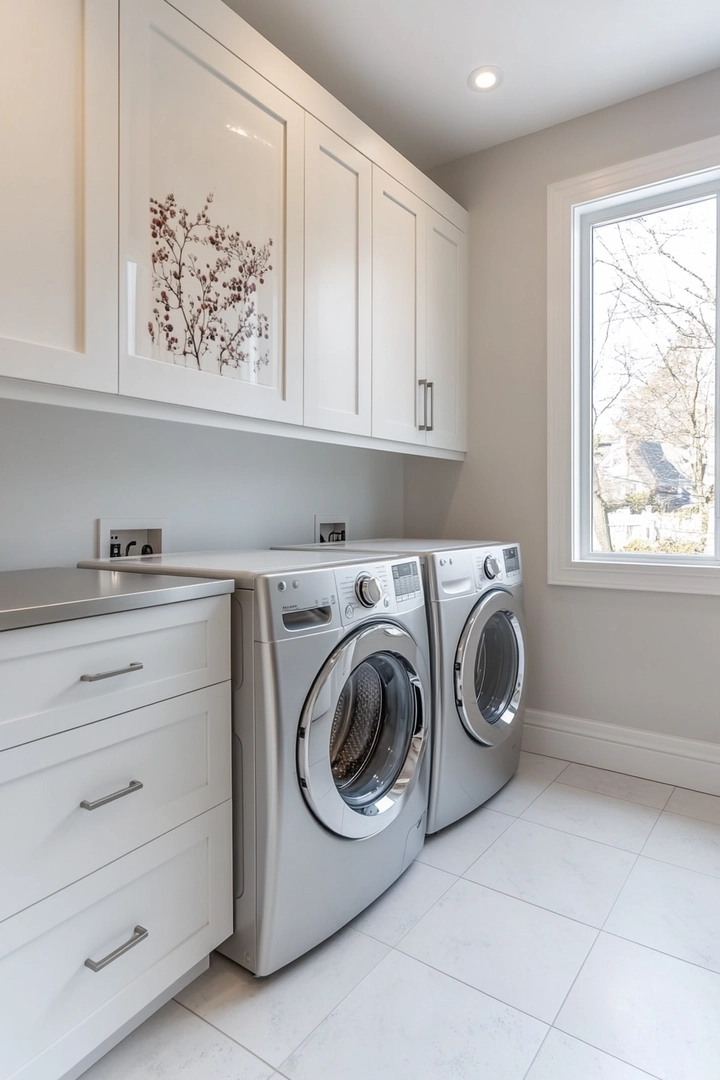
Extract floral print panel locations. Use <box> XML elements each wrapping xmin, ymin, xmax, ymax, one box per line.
<box><xmin>134</xmin><ymin>27</ymin><xmax>284</xmax><ymax>386</ymax></box>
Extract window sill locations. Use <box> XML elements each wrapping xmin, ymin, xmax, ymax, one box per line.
<box><xmin>549</xmin><ymin>556</ymin><xmax>720</xmax><ymax>595</ymax></box>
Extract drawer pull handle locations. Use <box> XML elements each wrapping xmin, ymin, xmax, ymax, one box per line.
<box><xmin>80</xmin><ymin>662</ymin><xmax>144</xmax><ymax>683</ymax></box>
<box><xmin>84</xmin><ymin>925</ymin><xmax>149</xmax><ymax>972</ymax></box>
<box><xmin>80</xmin><ymin>779</ymin><xmax>144</xmax><ymax>811</ymax></box>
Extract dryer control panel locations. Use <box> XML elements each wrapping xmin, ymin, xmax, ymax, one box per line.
<box><xmin>472</xmin><ymin>544</ymin><xmax>522</xmax><ymax>589</ymax></box>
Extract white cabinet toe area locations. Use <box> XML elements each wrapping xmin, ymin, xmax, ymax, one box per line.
<box><xmin>0</xmin><ymin>0</ymin><xmax>468</xmax><ymax>456</ymax></box>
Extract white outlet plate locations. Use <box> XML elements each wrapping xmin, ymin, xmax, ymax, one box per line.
<box><xmin>97</xmin><ymin>518</ymin><xmax>169</xmax><ymax>559</ymax></box>
<box><xmin>314</xmin><ymin>515</ymin><xmax>349</xmax><ymax>544</ymax></box>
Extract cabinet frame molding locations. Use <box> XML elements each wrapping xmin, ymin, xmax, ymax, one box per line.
<box><xmin>0</xmin><ymin>0</ymin><xmax>119</xmax><ymax>393</ymax></box>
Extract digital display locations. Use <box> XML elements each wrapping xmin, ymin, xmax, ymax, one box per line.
<box><xmin>392</xmin><ymin>561</ymin><xmax>421</xmax><ymax>599</ymax></box>
<box><xmin>503</xmin><ymin>547</ymin><xmax>520</xmax><ymax>573</ymax></box>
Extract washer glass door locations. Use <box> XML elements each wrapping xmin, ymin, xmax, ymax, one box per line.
<box><xmin>455</xmin><ymin>590</ymin><xmax>525</xmax><ymax>747</ymax></box>
<box><xmin>299</xmin><ymin>622</ymin><xmax>429</xmax><ymax>839</ymax></box>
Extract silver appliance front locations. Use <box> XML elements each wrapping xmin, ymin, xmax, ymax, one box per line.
<box><xmin>298</xmin><ymin>621</ymin><xmax>428</xmax><ymax>839</ymax></box>
<box><xmin>454</xmin><ymin>589</ymin><xmax>526</xmax><ymax>748</ymax></box>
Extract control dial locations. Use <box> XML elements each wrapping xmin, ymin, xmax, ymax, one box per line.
<box><xmin>355</xmin><ymin>573</ymin><xmax>383</xmax><ymax>607</ymax></box>
<box><xmin>484</xmin><ymin>555</ymin><xmax>501</xmax><ymax>579</ymax></box>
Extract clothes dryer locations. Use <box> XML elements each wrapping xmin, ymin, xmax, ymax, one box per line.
<box><xmin>79</xmin><ymin>549</ymin><xmax>431</xmax><ymax>974</ymax></box>
<box><xmin>274</xmin><ymin>540</ymin><xmax>526</xmax><ymax>832</ymax></box>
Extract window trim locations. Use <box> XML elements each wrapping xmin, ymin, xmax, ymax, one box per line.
<box><xmin>548</xmin><ymin>134</ymin><xmax>720</xmax><ymax>594</ymax></box>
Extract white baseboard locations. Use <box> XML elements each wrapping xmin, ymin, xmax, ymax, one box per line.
<box><xmin>523</xmin><ymin>708</ymin><xmax>720</xmax><ymax>797</ymax></box>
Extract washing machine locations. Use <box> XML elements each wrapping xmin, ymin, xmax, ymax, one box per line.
<box><xmin>274</xmin><ymin>540</ymin><xmax>526</xmax><ymax>833</ymax></box>
<box><xmin>79</xmin><ymin>549</ymin><xmax>431</xmax><ymax>975</ymax></box>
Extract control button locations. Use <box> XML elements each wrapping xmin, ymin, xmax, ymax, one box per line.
<box><xmin>292</xmin><ymin>579</ymin><xmax>300</xmax><ymax>589</ymax></box>
<box><xmin>439</xmin><ymin>558</ymin><xmax>446</xmax><ymax>566</ymax></box>
<box><xmin>277</xmin><ymin>581</ymin><xmax>287</xmax><ymax>592</ymax></box>
<box><xmin>484</xmin><ymin>555</ymin><xmax>500</xmax><ymax>579</ymax></box>
<box><xmin>383</xmin><ymin>597</ymin><xmax>390</xmax><ymax>608</ymax></box>
<box><xmin>355</xmin><ymin>573</ymin><xmax>383</xmax><ymax>607</ymax></box>
<box><xmin>344</xmin><ymin>604</ymin><xmax>354</xmax><ymax>619</ymax></box>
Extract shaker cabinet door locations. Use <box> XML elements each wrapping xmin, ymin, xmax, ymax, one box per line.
<box><xmin>119</xmin><ymin>0</ymin><xmax>304</xmax><ymax>423</ymax></box>
<box><xmin>425</xmin><ymin>209</ymin><xmax>468</xmax><ymax>452</ymax></box>
<box><xmin>304</xmin><ymin>117</ymin><xmax>372</xmax><ymax>436</ymax></box>
<box><xmin>371</xmin><ymin>168</ymin><xmax>427</xmax><ymax>445</ymax></box>
<box><xmin>0</xmin><ymin>0</ymin><xmax>118</xmax><ymax>392</ymax></box>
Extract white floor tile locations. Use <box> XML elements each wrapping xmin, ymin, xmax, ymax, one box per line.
<box><xmin>351</xmin><ymin>860</ymin><xmax>455</xmax><ymax>945</ymax></box>
<box><xmin>642</xmin><ymin>812</ymin><xmax>720</xmax><ymax>877</ymax></box>
<box><xmin>665</xmin><ymin>787</ymin><xmax>720</xmax><ymax>825</ymax></box>
<box><xmin>465</xmin><ymin>818</ymin><xmax>635</xmax><ymax>926</ymax></box>
<box><xmin>526</xmin><ymin>1029</ymin><xmax>659</xmax><ymax>1079</ymax></box>
<box><xmin>522</xmin><ymin>783</ymin><xmax>660</xmax><ymax>852</ymax></box>
<box><xmin>417</xmin><ymin>806</ymin><xmax>513</xmax><ymax>875</ymax></box>
<box><xmin>282</xmin><ymin>950</ymin><xmax>547</xmax><ymax>1080</ymax></box>
<box><xmin>557</xmin><ymin>933</ymin><xmax>720</xmax><ymax>1080</ymax></box>
<box><xmin>605</xmin><ymin>856</ymin><xmax>720</xmax><ymax>971</ymax></box>
<box><xmin>81</xmin><ymin>1001</ymin><xmax>273</xmax><ymax>1080</ymax></box>
<box><xmin>484</xmin><ymin>751</ymin><xmax>569</xmax><ymax>816</ymax></box>
<box><xmin>176</xmin><ymin>929</ymin><xmax>387</xmax><ymax>1067</ymax></box>
<box><xmin>397</xmin><ymin>877</ymin><xmax>596</xmax><ymax>1023</ymax></box>
<box><xmin>560</xmin><ymin>763</ymin><xmax>673</xmax><ymax>809</ymax></box>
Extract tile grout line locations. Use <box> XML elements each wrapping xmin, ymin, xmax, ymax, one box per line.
<box><xmin>552</xmin><ymin>778</ymin><xmax>674</xmax><ymax>812</ymax></box>
<box><xmin>172</xmin><ymin>997</ymin><xmax>278</xmax><ymax>1074</ymax></box>
<box><xmin>275</xmin><ymin>934</ymin><xmax>392</xmax><ymax>1074</ymax></box>
<box><xmin>547</xmin><ymin>1029</ymin><xmax>663</xmax><ymax>1080</ymax></box>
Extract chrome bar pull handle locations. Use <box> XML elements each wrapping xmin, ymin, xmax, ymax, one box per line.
<box><xmin>418</xmin><ymin>378</ymin><xmax>428</xmax><ymax>430</ymax></box>
<box><xmin>80</xmin><ymin>779</ymin><xmax>143</xmax><ymax>811</ymax></box>
<box><xmin>85</xmin><ymin>925</ymin><xmax>148</xmax><ymax>972</ymax></box>
<box><xmin>80</xmin><ymin>662</ymin><xmax>144</xmax><ymax>683</ymax></box>
<box><xmin>426</xmin><ymin>381</ymin><xmax>434</xmax><ymax>432</ymax></box>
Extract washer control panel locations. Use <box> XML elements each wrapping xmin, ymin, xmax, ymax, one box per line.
<box><xmin>334</xmin><ymin>557</ymin><xmax>424</xmax><ymax>626</ymax></box>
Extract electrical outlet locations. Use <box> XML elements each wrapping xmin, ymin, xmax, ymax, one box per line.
<box><xmin>97</xmin><ymin>518</ymin><xmax>168</xmax><ymax>559</ymax></box>
<box><xmin>314</xmin><ymin>516</ymin><xmax>348</xmax><ymax>544</ymax></box>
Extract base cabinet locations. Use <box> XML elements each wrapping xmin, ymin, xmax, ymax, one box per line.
<box><xmin>0</xmin><ymin>592</ymin><xmax>233</xmax><ymax>1080</ymax></box>
<box><xmin>0</xmin><ymin>804</ymin><xmax>231</xmax><ymax>1080</ymax></box>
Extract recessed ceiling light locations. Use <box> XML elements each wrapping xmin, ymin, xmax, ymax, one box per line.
<box><xmin>467</xmin><ymin>65</ymin><xmax>504</xmax><ymax>93</ymax></box>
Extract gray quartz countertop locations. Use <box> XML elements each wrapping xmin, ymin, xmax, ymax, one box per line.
<box><xmin>0</xmin><ymin>567</ymin><xmax>234</xmax><ymax>632</ymax></box>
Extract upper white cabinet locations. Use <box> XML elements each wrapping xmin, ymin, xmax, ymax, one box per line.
<box><xmin>372</xmin><ymin>169</ymin><xmax>428</xmax><ymax>446</ymax></box>
<box><xmin>0</xmin><ymin>0</ymin><xmax>118</xmax><ymax>392</ymax></box>
<box><xmin>0</xmin><ymin>0</ymin><xmax>468</xmax><ymax>456</ymax></box>
<box><xmin>119</xmin><ymin>0</ymin><xmax>304</xmax><ymax>424</ymax></box>
<box><xmin>304</xmin><ymin>117</ymin><xmax>372</xmax><ymax>436</ymax></box>
<box><xmin>425</xmin><ymin>209</ymin><xmax>468</xmax><ymax>452</ymax></box>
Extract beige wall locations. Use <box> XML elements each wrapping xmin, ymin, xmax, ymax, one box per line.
<box><xmin>405</xmin><ymin>67</ymin><xmax>720</xmax><ymax>744</ymax></box>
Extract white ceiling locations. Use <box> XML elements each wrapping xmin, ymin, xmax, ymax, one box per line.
<box><xmin>222</xmin><ymin>0</ymin><xmax>720</xmax><ymax>170</ymax></box>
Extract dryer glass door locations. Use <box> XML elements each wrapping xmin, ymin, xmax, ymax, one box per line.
<box><xmin>298</xmin><ymin>622</ymin><xmax>429</xmax><ymax>839</ymax></box>
<box><xmin>455</xmin><ymin>590</ymin><xmax>525</xmax><ymax>747</ymax></box>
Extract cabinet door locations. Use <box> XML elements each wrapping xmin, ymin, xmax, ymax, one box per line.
<box><xmin>304</xmin><ymin>118</ymin><xmax>371</xmax><ymax>435</ymax></box>
<box><xmin>371</xmin><ymin>168</ymin><xmax>427</xmax><ymax>445</ymax></box>
<box><xmin>426</xmin><ymin>210</ymin><xmax>468</xmax><ymax>451</ymax></box>
<box><xmin>0</xmin><ymin>1</ymin><xmax>118</xmax><ymax>392</ymax></box>
<box><xmin>119</xmin><ymin>0</ymin><xmax>304</xmax><ymax>424</ymax></box>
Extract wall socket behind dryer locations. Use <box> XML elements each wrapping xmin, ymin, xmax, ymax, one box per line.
<box><xmin>97</xmin><ymin>518</ymin><xmax>168</xmax><ymax>559</ymax></box>
<box><xmin>314</xmin><ymin>516</ymin><xmax>348</xmax><ymax>544</ymax></box>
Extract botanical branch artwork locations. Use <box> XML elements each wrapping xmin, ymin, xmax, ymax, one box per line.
<box><xmin>148</xmin><ymin>192</ymin><xmax>273</xmax><ymax>376</ymax></box>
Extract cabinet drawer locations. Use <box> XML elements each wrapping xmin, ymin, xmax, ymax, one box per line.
<box><xmin>0</xmin><ymin>802</ymin><xmax>232</xmax><ymax>1080</ymax></box>
<box><xmin>0</xmin><ymin>683</ymin><xmax>231</xmax><ymax>923</ymax></box>
<box><xmin>0</xmin><ymin>595</ymin><xmax>230</xmax><ymax>750</ymax></box>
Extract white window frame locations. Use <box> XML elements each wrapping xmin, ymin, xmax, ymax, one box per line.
<box><xmin>548</xmin><ymin>135</ymin><xmax>720</xmax><ymax>595</ymax></box>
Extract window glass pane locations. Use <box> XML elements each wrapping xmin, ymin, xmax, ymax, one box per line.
<box><xmin>591</xmin><ymin>197</ymin><xmax>717</xmax><ymax>555</ymax></box>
